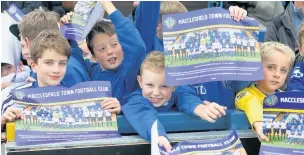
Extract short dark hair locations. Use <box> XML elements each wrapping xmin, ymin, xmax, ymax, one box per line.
<box><xmin>86</xmin><ymin>20</ymin><xmax>115</xmax><ymax>56</ymax></box>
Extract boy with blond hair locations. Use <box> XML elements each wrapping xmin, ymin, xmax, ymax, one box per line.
<box><xmin>135</xmin><ymin>1</ymin><xmax>251</xmax><ymax>112</ymax></box>
<box><xmin>288</xmin><ymin>22</ymin><xmax>304</xmax><ymax>91</ymax></box>
<box><xmin>1</xmin><ymin>30</ymin><xmax>71</xmax><ymax>132</ymax></box>
<box><xmin>122</xmin><ymin>51</ymin><xmax>227</xmax><ymax>152</ymax></box>
<box><xmin>235</xmin><ymin>42</ymin><xmax>295</xmax><ymax>142</ymax></box>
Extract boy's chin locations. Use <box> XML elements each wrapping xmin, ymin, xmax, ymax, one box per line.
<box><xmin>105</xmin><ymin>62</ymin><xmax>121</xmax><ymax>70</ymax></box>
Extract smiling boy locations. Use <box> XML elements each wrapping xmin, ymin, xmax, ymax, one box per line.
<box><xmin>122</xmin><ymin>51</ymin><xmax>227</xmax><ymax>152</ymax></box>
<box><xmin>1</xmin><ymin>30</ymin><xmax>70</xmax><ymax>131</ymax></box>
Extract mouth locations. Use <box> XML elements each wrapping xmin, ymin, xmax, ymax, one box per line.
<box><xmin>149</xmin><ymin>97</ymin><xmax>163</xmax><ymax>103</ymax></box>
<box><xmin>49</xmin><ymin>76</ymin><xmax>61</xmax><ymax>80</ymax></box>
<box><xmin>107</xmin><ymin>57</ymin><xmax>117</xmax><ymax>64</ymax></box>
<box><xmin>269</xmin><ymin>81</ymin><xmax>279</xmax><ymax>85</ymax></box>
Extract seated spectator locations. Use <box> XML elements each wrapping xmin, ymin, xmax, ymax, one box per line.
<box><xmin>235</xmin><ymin>42</ymin><xmax>295</xmax><ymax>142</ymax></box>
<box><xmin>265</xmin><ymin>1</ymin><xmax>304</xmax><ymax>63</ymax></box>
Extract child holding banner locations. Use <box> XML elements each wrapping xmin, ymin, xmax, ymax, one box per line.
<box><xmin>122</xmin><ymin>51</ymin><xmax>227</xmax><ymax>152</ymax></box>
<box><xmin>1</xmin><ymin>30</ymin><xmax>71</xmax><ymax>132</ymax></box>
<box><xmin>134</xmin><ymin>1</ymin><xmax>251</xmax><ymax>110</ymax></box>
<box><xmin>235</xmin><ymin>42</ymin><xmax>295</xmax><ymax>142</ymax></box>
<box><xmin>288</xmin><ymin>22</ymin><xmax>304</xmax><ymax>92</ymax></box>
<box><xmin>60</xmin><ymin>1</ymin><xmax>146</xmax><ymax>106</ymax></box>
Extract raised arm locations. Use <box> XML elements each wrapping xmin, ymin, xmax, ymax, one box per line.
<box><xmin>134</xmin><ymin>1</ymin><xmax>160</xmax><ymax>53</ymax></box>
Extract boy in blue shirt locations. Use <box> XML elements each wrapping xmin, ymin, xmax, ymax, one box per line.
<box><xmin>135</xmin><ymin>2</ymin><xmax>251</xmax><ymax>109</ymax></box>
<box><xmin>122</xmin><ymin>51</ymin><xmax>227</xmax><ymax>152</ymax></box>
<box><xmin>65</xmin><ymin>1</ymin><xmax>146</xmax><ymax>106</ymax></box>
<box><xmin>1</xmin><ymin>30</ymin><xmax>72</xmax><ymax>131</ymax></box>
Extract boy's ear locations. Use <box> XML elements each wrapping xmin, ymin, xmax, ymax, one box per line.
<box><xmin>25</xmin><ymin>37</ymin><xmax>30</xmax><ymax>46</ymax></box>
<box><xmin>30</xmin><ymin>61</ymin><xmax>37</xmax><ymax>73</ymax></box>
<box><xmin>137</xmin><ymin>75</ymin><xmax>143</xmax><ymax>88</ymax></box>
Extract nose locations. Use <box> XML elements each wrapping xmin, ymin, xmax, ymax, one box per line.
<box><xmin>106</xmin><ymin>47</ymin><xmax>114</xmax><ymax>56</ymax></box>
<box><xmin>152</xmin><ymin>87</ymin><xmax>161</xmax><ymax>96</ymax></box>
<box><xmin>52</xmin><ymin>63</ymin><xmax>60</xmax><ymax>74</ymax></box>
<box><xmin>273</xmin><ymin>69</ymin><xmax>280</xmax><ymax>78</ymax></box>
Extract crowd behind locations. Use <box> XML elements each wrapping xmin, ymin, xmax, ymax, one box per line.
<box><xmin>1</xmin><ymin>1</ymin><xmax>304</xmax><ymax>152</ymax></box>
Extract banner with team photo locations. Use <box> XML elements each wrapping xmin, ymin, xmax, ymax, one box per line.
<box><xmin>162</xmin><ymin>7</ymin><xmax>263</xmax><ymax>86</ymax></box>
<box><xmin>11</xmin><ymin>81</ymin><xmax>120</xmax><ymax>146</ymax></box>
<box><xmin>259</xmin><ymin>92</ymin><xmax>304</xmax><ymax>155</ymax></box>
<box><xmin>151</xmin><ymin>121</ymin><xmax>247</xmax><ymax>155</ymax></box>
<box><xmin>60</xmin><ymin>1</ymin><xmax>104</xmax><ymax>41</ymax></box>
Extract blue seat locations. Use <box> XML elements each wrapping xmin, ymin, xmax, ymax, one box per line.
<box><xmin>117</xmin><ymin>109</ymin><xmax>250</xmax><ymax>134</ymax></box>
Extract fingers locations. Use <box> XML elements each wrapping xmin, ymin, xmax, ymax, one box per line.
<box><xmin>229</xmin><ymin>6</ymin><xmax>247</xmax><ymax>22</ymax></box>
<box><xmin>4</xmin><ymin>111</ymin><xmax>16</xmax><ymax>122</ymax></box>
<box><xmin>257</xmin><ymin>132</ymin><xmax>269</xmax><ymax>142</ymax></box>
<box><xmin>101</xmin><ymin>98</ymin><xmax>121</xmax><ymax>114</ymax></box>
<box><xmin>208</xmin><ymin>103</ymin><xmax>226</xmax><ymax>116</ymax></box>
<box><xmin>163</xmin><ymin>140</ymin><xmax>172</xmax><ymax>153</ymax></box>
<box><xmin>158</xmin><ymin>136</ymin><xmax>172</xmax><ymax>153</ymax></box>
<box><xmin>229</xmin><ymin>6</ymin><xmax>235</xmax><ymax>19</ymax></box>
<box><xmin>60</xmin><ymin>11</ymin><xmax>73</xmax><ymax>24</ymax></box>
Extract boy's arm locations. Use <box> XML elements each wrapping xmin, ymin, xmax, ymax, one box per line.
<box><xmin>122</xmin><ymin>92</ymin><xmax>167</xmax><ymax>141</ymax></box>
<box><xmin>174</xmin><ymin>86</ymin><xmax>202</xmax><ymax>116</ymax></box>
<box><xmin>134</xmin><ymin>1</ymin><xmax>160</xmax><ymax>53</ymax></box>
<box><xmin>235</xmin><ymin>91</ymin><xmax>263</xmax><ymax>126</ymax></box>
<box><xmin>104</xmin><ymin>2</ymin><xmax>146</xmax><ymax>89</ymax></box>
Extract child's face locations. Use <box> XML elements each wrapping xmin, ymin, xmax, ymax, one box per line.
<box><xmin>92</xmin><ymin>33</ymin><xmax>123</xmax><ymax>70</ymax></box>
<box><xmin>258</xmin><ymin>52</ymin><xmax>291</xmax><ymax>94</ymax></box>
<box><xmin>31</xmin><ymin>49</ymin><xmax>68</xmax><ymax>87</ymax></box>
<box><xmin>1</xmin><ymin>63</ymin><xmax>16</xmax><ymax>77</ymax></box>
<box><xmin>137</xmin><ymin>69</ymin><xmax>176</xmax><ymax>107</ymax></box>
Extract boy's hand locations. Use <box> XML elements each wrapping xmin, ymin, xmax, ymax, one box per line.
<box><xmin>1</xmin><ymin>107</ymin><xmax>23</xmax><ymax>125</ymax></box>
<box><xmin>60</xmin><ymin>11</ymin><xmax>73</xmax><ymax>25</ymax></box>
<box><xmin>26</xmin><ymin>76</ymin><xmax>36</xmax><ymax>83</ymax></box>
<box><xmin>101</xmin><ymin>97</ymin><xmax>121</xmax><ymax>114</ymax></box>
<box><xmin>194</xmin><ymin>101</ymin><xmax>227</xmax><ymax>123</ymax></box>
<box><xmin>100</xmin><ymin>1</ymin><xmax>117</xmax><ymax>15</ymax></box>
<box><xmin>158</xmin><ymin>136</ymin><xmax>172</xmax><ymax>153</ymax></box>
<box><xmin>253</xmin><ymin>121</ymin><xmax>269</xmax><ymax>142</ymax></box>
<box><xmin>229</xmin><ymin>6</ymin><xmax>247</xmax><ymax>22</ymax></box>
